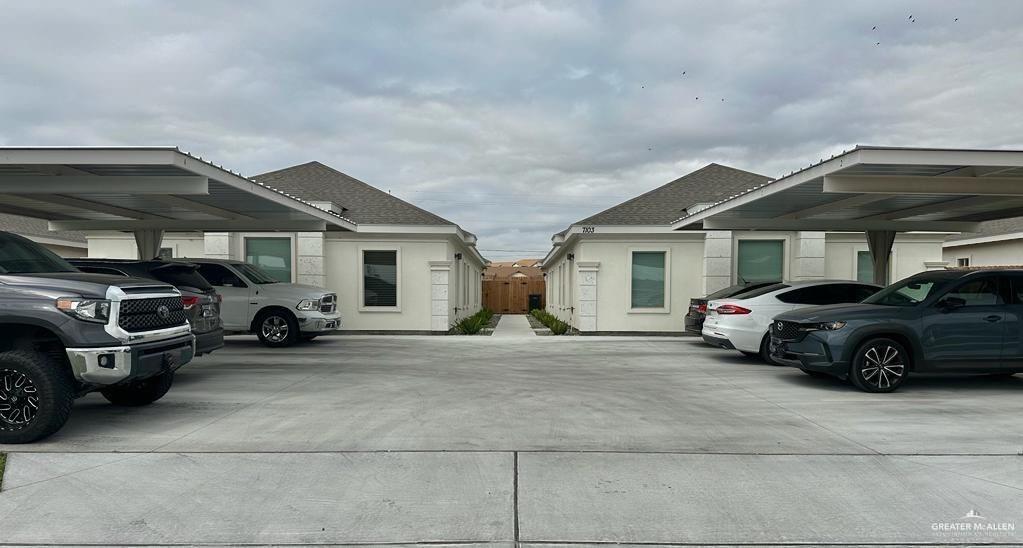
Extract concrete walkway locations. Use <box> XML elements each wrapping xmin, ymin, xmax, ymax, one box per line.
<box><xmin>491</xmin><ymin>313</ymin><xmax>535</xmax><ymax>337</ymax></box>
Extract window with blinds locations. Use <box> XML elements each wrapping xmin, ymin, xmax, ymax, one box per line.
<box><xmin>363</xmin><ymin>250</ymin><xmax>398</xmax><ymax>307</ymax></box>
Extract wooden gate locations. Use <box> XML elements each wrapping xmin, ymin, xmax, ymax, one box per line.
<box><xmin>483</xmin><ymin>278</ymin><xmax>545</xmax><ymax>314</ymax></box>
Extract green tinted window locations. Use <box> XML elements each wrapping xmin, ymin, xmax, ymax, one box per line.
<box><xmin>245</xmin><ymin>238</ymin><xmax>292</xmax><ymax>283</ymax></box>
<box><xmin>737</xmin><ymin>240</ymin><xmax>783</xmax><ymax>283</ymax></box>
<box><xmin>856</xmin><ymin>251</ymin><xmax>873</xmax><ymax>283</ymax></box>
<box><xmin>631</xmin><ymin>251</ymin><xmax>666</xmax><ymax>308</ymax></box>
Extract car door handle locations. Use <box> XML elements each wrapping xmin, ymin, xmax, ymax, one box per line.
<box><xmin>984</xmin><ymin>315</ymin><xmax>1002</xmax><ymax>323</ymax></box>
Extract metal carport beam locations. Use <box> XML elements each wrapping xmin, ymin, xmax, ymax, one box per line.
<box><xmin>0</xmin><ymin>175</ymin><xmax>208</xmax><ymax>195</ymax></box>
<box><xmin>823</xmin><ymin>175</ymin><xmax>1023</xmax><ymax>196</ymax></box>
<box><xmin>48</xmin><ymin>219</ymin><xmax>329</xmax><ymax>232</ymax></box>
<box><xmin>701</xmin><ymin>218</ymin><xmax>980</xmax><ymax>232</ymax></box>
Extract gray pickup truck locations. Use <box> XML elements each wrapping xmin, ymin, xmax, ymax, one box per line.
<box><xmin>0</xmin><ymin>232</ymin><xmax>195</xmax><ymax>443</ymax></box>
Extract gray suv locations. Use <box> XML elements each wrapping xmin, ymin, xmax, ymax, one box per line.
<box><xmin>770</xmin><ymin>269</ymin><xmax>1023</xmax><ymax>392</ymax></box>
<box><xmin>0</xmin><ymin>232</ymin><xmax>194</xmax><ymax>443</ymax></box>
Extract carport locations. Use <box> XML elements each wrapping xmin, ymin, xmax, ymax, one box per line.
<box><xmin>0</xmin><ymin>147</ymin><xmax>356</xmax><ymax>256</ymax></box>
<box><xmin>673</xmin><ymin>146</ymin><xmax>1023</xmax><ymax>284</ymax></box>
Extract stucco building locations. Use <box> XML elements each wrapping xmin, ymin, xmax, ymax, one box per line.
<box><xmin>86</xmin><ymin>161</ymin><xmax>485</xmax><ymax>333</ymax></box>
<box><xmin>542</xmin><ymin>163</ymin><xmax>948</xmax><ymax>334</ymax></box>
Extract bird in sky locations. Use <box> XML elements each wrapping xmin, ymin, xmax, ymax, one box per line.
<box><xmin>954</xmin><ymin>17</ymin><xmax>959</xmax><ymax>22</ymax></box>
<box><xmin>695</xmin><ymin>96</ymin><xmax>699</xmax><ymax>100</ymax></box>
<box><xmin>872</xmin><ymin>26</ymin><xmax>877</xmax><ymax>30</ymax></box>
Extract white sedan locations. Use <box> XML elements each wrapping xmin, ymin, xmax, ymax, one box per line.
<box><xmin>701</xmin><ymin>280</ymin><xmax>881</xmax><ymax>363</ymax></box>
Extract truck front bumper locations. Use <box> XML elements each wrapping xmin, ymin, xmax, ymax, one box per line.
<box><xmin>297</xmin><ymin>312</ymin><xmax>343</xmax><ymax>334</ymax></box>
<box><xmin>66</xmin><ymin>334</ymin><xmax>196</xmax><ymax>385</ymax></box>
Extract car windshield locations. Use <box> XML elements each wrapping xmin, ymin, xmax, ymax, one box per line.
<box><xmin>0</xmin><ymin>233</ymin><xmax>78</xmax><ymax>274</ymax></box>
<box><xmin>235</xmin><ymin>262</ymin><xmax>280</xmax><ymax>284</ymax></box>
<box><xmin>863</xmin><ymin>276</ymin><xmax>949</xmax><ymax>306</ymax></box>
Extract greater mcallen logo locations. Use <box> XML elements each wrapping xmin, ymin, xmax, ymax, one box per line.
<box><xmin>932</xmin><ymin>509</ymin><xmax>1016</xmax><ymax>536</ymax></box>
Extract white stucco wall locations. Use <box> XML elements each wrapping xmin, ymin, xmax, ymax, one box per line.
<box><xmin>86</xmin><ymin>230</ymin><xmax>485</xmax><ymax>332</ymax></box>
<box><xmin>87</xmin><ymin>232</ymin><xmax>205</xmax><ymax>259</ymax></box>
<box><xmin>545</xmin><ymin>230</ymin><xmax>947</xmax><ymax>334</ymax></box>
<box><xmin>943</xmin><ymin>238</ymin><xmax>1023</xmax><ymax>267</ymax></box>
<box><xmin>825</xmin><ymin>233</ymin><xmax>948</xmax><ymax>282</ymax></box>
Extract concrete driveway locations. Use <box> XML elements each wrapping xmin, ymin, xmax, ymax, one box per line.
<box><xmin>1</xmin><ymin>334</ymin><xmax>1021</xmax><ymax>545</ymax></box>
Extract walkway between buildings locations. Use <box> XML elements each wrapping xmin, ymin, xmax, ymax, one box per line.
<box><xmin>491</xmin><ymin>314</ymin><xmax>535</xmax><ymax>338</ymax></box>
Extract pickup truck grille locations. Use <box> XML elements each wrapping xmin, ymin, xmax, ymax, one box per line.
<box><xmin>771</xmin><ymin>320</ymin><xmax>804</xmax><ymax>341</ymax></box>
<box><xmin>118</xmin><ymin>297</ymin><xmax>188</xmax><ymax>333</ymax></box>
<box><xmin>320</xmin><ymin>294</ymin><xmax>337</xmax><ymax>313</ymax></box>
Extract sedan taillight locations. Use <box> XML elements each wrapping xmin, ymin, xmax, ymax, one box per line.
<box><xmin>697</xmin><ymin>303</ymin><xmax>707</xmax><ymax>313</ymax></box>
<box><xmin>181</xmin><ymin>296</ymin><xmax>200</xmax><ymax>309</ymax></box>
<box><xmin>713</xmin><ymin>304</ymin><xmax>751</xmax><ymax>315</ymax></box>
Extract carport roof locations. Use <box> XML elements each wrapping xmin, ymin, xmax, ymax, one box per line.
<box><xmin>672</xmin><ymin>146</ymin><xmax>1023</xmax><ymax>233</ymax></box>
<box><xmin>0</xmin><ymin>147</ymin><xmax>358</xmax><ymax>233</ymax></box>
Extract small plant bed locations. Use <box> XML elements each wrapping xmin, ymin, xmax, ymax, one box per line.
<box><xmin>530</xmin><ymin>309</ymin><xmax>571</xmax><ymax>335</ymax></box>
<box><xmin>0</xmin><ymin>453</ymin><xmax>6</xmax><ymax>491</ymax></box>
<box><xmin>452</xmin><ymin>308</ymin><xmax>497</xmax><ymax>335</ymax></box>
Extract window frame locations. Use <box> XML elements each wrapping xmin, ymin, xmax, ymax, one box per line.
<box><xmin>242</xmin><ymin>233</ymin><xmax>296</xmax><ymax>283</ymax></box>
<box><xmin>852</xmin><ymin>247</ymin><xmax>897</xmax><ymax>283</ymax></box>
<box><xmin>734</xmin><ymin>235</ymin><xmax>788</xmax><ymax>284</ymax></box>
<box><xmin>626</xmin><ymin>246</ymin><xmax>671</xmax><ymax>314</ymax></box>
<box><xmin>358</xmin><ymin>246</ymin><xmax>402</xmax><ymax>312</ymax></box>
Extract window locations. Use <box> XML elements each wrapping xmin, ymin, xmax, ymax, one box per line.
<box><xmin>856</xmin><ymin>250</ymin><xmax>893</xmax><ymax>283</ymax></box>
<box><xmin>244</xmin><ymin>237</ymin><xmax>292</xmax><ymax>283</ymax></box>
<box><xmin>856</xmin><ymin>251</ymin><xmax>873</xmax><ymax>283</ymax></box>
<box><xmin>957</xmin><ymin>257</ymin><xmax>970</xmax><ymax>267</ymax></box>
<box><xmin>943</xmin><ymin>277</ymin><xmax>1003</xmax><ymax>306</ymax></box>
<box><xmin>158</xmin><ymin>247</ymin><xmax>174</xmax><ymax>260</ymax></box>
<box><xmin>196</xmin><ymin>263</ymin><xmax>246</xmax><ymax>288</ymax></box>
<box><xmin>737</xmin><ymin>240</ymin><xmax>783</xmax><ymax>283</ymax></box>
<box><xmin>363</xmin><ymin>250</ymin><xmax>398</xmax><ymax>307</ymax></box>
<box><xmin>631</xmin><ymin>251</ymin><xmax>666</xmax><ymax>309</ymax></box>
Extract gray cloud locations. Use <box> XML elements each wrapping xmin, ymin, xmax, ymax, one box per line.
<box><xmin>1</xmin><ymin>0</ymin><xmax>1021</xmax><ymax>259</ymax></box>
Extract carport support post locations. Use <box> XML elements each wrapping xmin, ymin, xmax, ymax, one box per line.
<box><xmin>133</xmin><ymin>229</ymin><xmax>164</xmax><ymax>260</ymax></box>
<box><xmin>866</xmin><ymin>230</ymin><xmax>896</xmax><ymax>286</ymax></box>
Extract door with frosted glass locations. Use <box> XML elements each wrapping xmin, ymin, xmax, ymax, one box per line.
<box><xmin>736</xmin><ymin>240</ymin><xmax>783</xmax><ymax>283</ymax></box>
<box><xmin>245</xmin><ymin>237</ymin><xmax>293</xmax><ymax>283</ymax></box>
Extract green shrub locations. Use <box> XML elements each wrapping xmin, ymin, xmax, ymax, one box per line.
<box><xmin>0</xmin><ymin>453</ymin><xmax>5</xmax><ymax>491</ymax></box>
<box><xmin>530</xmin><ymin>308</ymin><xmax>570</xmax><ymax>335</ymax></box>
<box><xmin>454</xmin><ymin>308</ymin><xmax>495</xmax><ymax>335</ymax></box>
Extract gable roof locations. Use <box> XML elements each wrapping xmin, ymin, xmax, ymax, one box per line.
<box><xmin>574</xmin><ymin>163</ymin><xmax>772</xmax><ymax>226</ymax></box>
<box><xmin>945</xmin><ymin>216</ymin><xmax>1023</xmax><ymax>242</ymax></box>
<box><xmin>251</xmin><ymin>161</ymin><xmax>456</xmax><ymax>226</ymax></box>
<box><xmin>0</xmin><ymin>213</ymin><xmax>87</xmax><ymax>245</ymax></box>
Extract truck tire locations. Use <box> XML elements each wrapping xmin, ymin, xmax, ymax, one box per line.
<box><xmin>255</xmin><ymin>309</ymin><xmax>299</xmax><ymax>347</ymax></box>
<box><xmin>101</xmin><ymin>371</ymin><xmax>174</xmax><ymax>406</ymax></box>
<box><xmin>0</xmin><ymin>350</ymin><xmax>75</xmax><ymax>444</ymax></box>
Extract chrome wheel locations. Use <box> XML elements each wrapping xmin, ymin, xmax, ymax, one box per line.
<box><xmin>261</xmin><ymin>315</ymin><xmax>289</xmax><ymax>343</ymax></box>
<box><xmin>860</xmin><ymin>344</ymin><xmax>905</xmax><ymax>390</ymax></box>
<box><xmin>0</xmin><ymin>368</ymin><xmax>40</xmax><ymax>429</ymax></box>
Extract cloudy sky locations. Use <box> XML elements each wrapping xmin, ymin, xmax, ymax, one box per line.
<box><xmin>2</xmin><ymin>1</ymin><xmax>1022</xmax><ymax>259</ymax></box>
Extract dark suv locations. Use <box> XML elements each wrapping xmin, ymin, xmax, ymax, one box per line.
<box><xmin>68</xmin><ymin>258</ymin><xmax>224</xmax><ymax>356</ymax></box>
<box><xmin>770</xmin><ymin>269</ymin><xmax>1023</xmax><ymax>392</ymax></box>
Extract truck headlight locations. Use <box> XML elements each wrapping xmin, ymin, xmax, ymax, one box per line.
<box><xmin>803</xmin><ymin>321</ymin><xmax>847</xmax><ymax>331</ymax></box>
<box><xmin>296</xmin><ymin>299</ymin><xmax>318</xmax><ymax>311</ymax></box>
<box><xmin>56</xmin><ymin>297</ymin><xmax>111</xmax><ymax>323</ymax></box>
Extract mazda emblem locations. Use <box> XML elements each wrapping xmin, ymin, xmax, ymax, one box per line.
<box><xmin>157</xmin><ymin>305</ymin><xmax>170</xmax><ymax>320</ymax></box>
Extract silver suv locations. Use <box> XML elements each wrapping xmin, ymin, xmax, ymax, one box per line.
<box><xmin>182</xmin><ymin>258</ymin><xmax>341</xmax><ymax>347</ymax></box>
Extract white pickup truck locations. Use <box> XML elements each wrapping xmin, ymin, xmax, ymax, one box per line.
<box><xmin>181</xmin><ymin>258</ymin><xmax>342</xmax><ymax>347</ymax></box>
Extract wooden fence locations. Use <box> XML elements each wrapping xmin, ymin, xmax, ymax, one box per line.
<box><xmin>482</xmin><ymin>278</ymin><xmax>546</xmax><ymax>314</ymax></box>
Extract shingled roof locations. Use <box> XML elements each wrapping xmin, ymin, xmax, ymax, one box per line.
<box><xmin>574</xmin><ymin>163</ymin><xmax>772</xmax><ymax>226</ymax></box>
<box><xmin>946</xmin><ymin>216</ymin><xmax>1023</xmax><ymax>242</ymax></box>
<box><xmin>251</xmin><ymin>161</ymin><xmax>456</xmax><ymax>226</ymax></box>
<box><xmin>0</xmin><ymin>213</ymin><xmax>87</xmax><ymax>244</ymax></box>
